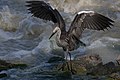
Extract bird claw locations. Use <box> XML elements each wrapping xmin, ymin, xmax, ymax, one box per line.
<box><xmin>70</xmin><ymin>68</ymin><xmax>77</xmax><ymax>74</ymax></box>
<box><xmin>57</xmin><ymin>62</ymin><xmax>66</xmax><ymax>71</ymax></box>
<box><xmin>57</xmin><ymin>61</ymin><xmax>76</xmax><ymax>74</ymax></box>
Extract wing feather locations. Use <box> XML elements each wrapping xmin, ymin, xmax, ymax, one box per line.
<box><xmin>26</xmin><ymin>1</ymin><xmax>66</xmax><ymax>32</ymax></box>
<box><xmin>68</xmin><ymin>10</ymin><xmax>114</xmax><ymax>39</ymax></box>
<box><xmin>91</xmin><ymin>16</ymin><xmax>103</xmax><ymax>30</ymax></box>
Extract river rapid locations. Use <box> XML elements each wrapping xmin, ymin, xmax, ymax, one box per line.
<box><xmin>0</xmin><ymin>0</ymin><xmax>120</xmax><ymax>80</ymax></box>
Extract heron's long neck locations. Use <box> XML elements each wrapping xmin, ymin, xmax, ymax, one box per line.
<box><xmin>56</xmin><ymin>29</ymin><xmax>61</xmax><ymax>39</ymax></box>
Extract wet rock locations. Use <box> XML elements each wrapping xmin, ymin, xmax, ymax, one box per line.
<box><xmin>76</xmin><ymin>54</ymin><xmax>101</xmax><ymax>70</ymax></box>
<box><xmin>75</xmin><ymin>54</ymin><xmax>102</xmax><ymax>69</ymax></box>
<box><xmin>0</xmin><ymin>59</ymin><xmax>27</xmax><ymax>78</ymax></box>
<box><xmin>0</xmin><ymin>73</ymin><xmax>7</xmax><ymax>78</ymax></box>
<box><xmin>23</xmin><ymin>54</ymin><xmax>120</xmax><ymax>80</ymax></box>
<box><xmin>87</xmin><ymin>62</ymin><xmax>120</xmax><ymax>76</ymax></box>
<box><xmin>11</xmin><ymin>63</ymin><xmax>27</xmax><ymax>69</ymax></box>
<box><xmin>71</xmin><ymin>62</ymin><xmax>87</xmax><ymax>75</ymax></box>
<box><xmin>110</xmin><ymin>73</ymin><xmax>120</xmax><ymax>80</ymax></box>
<box><xmin>32</xmin><ymin>70</ymin><xmax>72</xmax><ymax>80</ymax></box>
<box><xmin>0</xmin><ymin>59</ymin><xmax>27</xmax><ymax>71</ymax></box>
<box><xmin>47</xmin><ymin>54</ymin><xmax>102</xmax><ymax>75</ymax></box>
<box><xmin>55</xmin><ymin>71</ymin><xmax>72</xmax><ymax>80</ymax></box>
<box><xmin>116</xmin><ymin>55</ymin><xmax>120</xmax><ymax>65</ymax></box>
<box><xmin>47</xmin><ymin>54</ymin><xmax>120</xmax><ymax>77</ymax></box>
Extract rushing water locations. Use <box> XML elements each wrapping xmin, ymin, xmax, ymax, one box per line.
<box><xmin>0</xmin><ymin>0</ymin><xmax>120</xmax><ymax>80</ymax></box>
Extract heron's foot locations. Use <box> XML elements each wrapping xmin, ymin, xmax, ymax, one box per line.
<box><xmin>58</xmin><ymin>63</ymin><xmax>76</xmax><ymax>74</ymax></box>
<box><xmin>70</xmin><ymin>68</ymin><xmax>76</xmax><ymax>74</ymax></box>
<box><xmin>58</xmin><ymin>63</ymin><xmax>65</xmax><ymax>71</ymax></box>
<box><xmin>57</xmin><ymin>61</ymin><xmax>76</xmax><ymax>74</ymax></box>
<box><xmin>58</xmin><ymin>61</ymin><xmax>69</xmax><ymax>71</ymax></box>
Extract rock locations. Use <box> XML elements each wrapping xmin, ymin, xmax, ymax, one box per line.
<box><xmin>0</xmin><ymin>59</ymin><xmax>27</xmax><ymax>72</ymax></box>
<box><xmin>39</xmin><ymin>53</ymin><xmax>120</xmax><ymax>80</ymax></box>
<box><xmin>55</xmin><ymin>71</ymin><xmax>72</xmax><ymax>80</ymax></box>
<box><xmin>116</xmin><ymin>55</ymin><xmax>120</xmax><ymax>65</ymax></box>
<box><xmin>11</xmin><ymin>63</ymin><xmax>27</xmax><ymax>69</ymax></box>
<box><xmin>87</xmin><ymin>62</ymin><xmax>120</xmax><ymax>76</ymax></box>
<box><xmin>47</xmin><ymin>54</ymin><xmax>102</xmax><ymax>75</ymax></box>
<box><xmin>0</xmin><ymin>73</ymin><xmax>7</xmax><ymax>78</ymax></box>
<box><xmin>75</xmin><ymin>54</ymin><xmax>102</xmax><ymax>69</ymax></box>
<box><xmin>0</xmin><ymin>59</ymin><xmax>27</xmax><ymax>78</ymax></box>
<box><xmin>110</xmin><ymin>73</ymin><xmax>120</xmax><ymax>80</ymax></box>
<box><xmin>47</xmin><ymin>54</ymin><xmax>120</xmax><ymax>77</ymax></box>
<box><xmin>17</xmin><ymin>53</ymin><xmax>120</xmax><ymax>80</ymax></box>
<box><xmin>71</xmin><ymin>62</ymin><xmax>87</xmax><ymax>75</ymax></box>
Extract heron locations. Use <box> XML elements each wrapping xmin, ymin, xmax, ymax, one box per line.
<box><xmin>26</xmin><ymin>1</ymin><xmax>114</xmax><ymax>73</ymax></box>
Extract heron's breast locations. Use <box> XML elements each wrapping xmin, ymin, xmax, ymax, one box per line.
<box><xmin>56</xmin><ymin>36</ymin><xmax>68</xmax><ymax>48</ymax></box>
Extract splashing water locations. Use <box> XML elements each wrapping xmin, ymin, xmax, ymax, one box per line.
<box><xmin>0</xmin><ymin>0</ymin><xmax>120</xmax><ymax>80</ymax></box>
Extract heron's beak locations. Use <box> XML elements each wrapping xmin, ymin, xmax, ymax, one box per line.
<box><xmin>49</xmin><ymin>31</ymin><xmax>57</xmax><ymax>39</ymax></box>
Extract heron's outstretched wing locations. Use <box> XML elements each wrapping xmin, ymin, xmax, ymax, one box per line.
<box><xmin>68</xmin><ymin>10</ymin><xmax>114</xmax><ymax>38</ymax></box>
<box><xmin>26</xmin><ymin>1</ymin><xmax>66</xmax><ymax>32</ymax></box>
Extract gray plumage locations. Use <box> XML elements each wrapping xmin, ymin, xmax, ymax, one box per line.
<box><xmin>26</xmin><ymin>1</ymin><xmax>114</xmax><ymax>52</ymax></box>
<box><xmin>26</xmin><ymin>1</ymin><xmax>114</xmax><ymax>73</ymax></box>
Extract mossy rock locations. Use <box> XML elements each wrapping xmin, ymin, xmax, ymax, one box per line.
<box><xmin>54</xmin><ymin>61</ymin><xmax>87</xmax><ymax>75</ymax></box>
<box><xmin>0</xmin><ymin>59</ymin><xmax>27</xmax><ymax>71</ymax></box>
<box><xmin>0</xmin><ymin>66</ymin><xmax>10</xmax><ymax>71</ymax></box>
<box><xmin>105</xmin><ymin>77</ymin><xmax>116</xmax><ymax>80</ymax></box>
<box><xmin>87</xmin><ymin>62</ymin><xmax>120</xmax><ymax>76</ymax></box>
<box><xmin>11</xmin><ymin>63</ymin><xmax>27</xmax><ymax>69</ymax></box>
<box><xmin>71</xmin><ymin>61</ymin><xmax>87</xmax><ymax>75</ymax></box>
<box><xmin>47</xmin><ymin>55</ymin><xmax>120</xmax><ymax>77</ymax></box>
<box><xmin>0</xmin><ymin>73</ymin><xmax>7</xmax><ymax>78</ymax></box>
<box><xmin>55</xmin><ymin>71</ymin><xmax>72</xmax><ymax>80</ymax></box>
<box><xmin>33</xmin><ymin>70</ymin><xmax>73</xmax><ymax>80</ymax></box>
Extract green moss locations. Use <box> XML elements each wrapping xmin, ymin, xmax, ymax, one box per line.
<box><xmin>55</xmin><ymin>71</ymin><xmax>72</xmax><ymax>80</ymax></box>
<box><xmin>0</xmin><ymin>73</ymin><xmax>7</xmax><ymax>78</ymax></box>
<box><xmin>105</xmin><ymin>78</ymin><xmax>115</xmax><ymax>80</ymax></box>
<box><xmin>0</xmin><ymin>59</ymin><xmax>27</xmax><ymax>71</ymax></box>
<box><xmin>76</xmin><ymin>67</ymin><xmax>87</xmax><ymax>75</ymax></box>
<box><xmin>11</xmin><ymin>64</ymin><xmax>27</xmax><ymax>69</ymax></box>
<box><xmin>0</xmin><ymin>66</ymin><xmax>9</xmax><ymax>71</ymax></box>
<box><xmin>0</xmin><ymin>60</ymin><xmax>27</xmax><ymax>78</ymax></box>
<box><xmin>70</xmin><ymin>61</ymin><xmax>87</xmax><ymax>75</ymax></box>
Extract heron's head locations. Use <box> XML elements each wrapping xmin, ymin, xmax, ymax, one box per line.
<box><xmin>49</xmin><ymin>27</ymin><xmax>60</xmax><ymax>39</ymax></box>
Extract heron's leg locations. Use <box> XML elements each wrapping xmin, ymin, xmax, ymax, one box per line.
<box><xmin>68</xmin><ymin>52</ymin><xmax>72</xmax><ymax>71</ymax></box>
<box><xmin>58</xmin><ymin>62</ymin><xmax>66</xmax><ymax>71</ymax></box>
<box><xmin>68</xmin><ymin>51</ymin><xmax>76</xmax><ymax>74</ymax></box>
<box><xmin>58</xmin><ymin>51</ymin><xmax>70</xmax><ymax>71</ymax></box>
<box><xmin>64</xmin><ymin>51</ymin><xmax>70</xmax><ymax>70</ymax></box>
